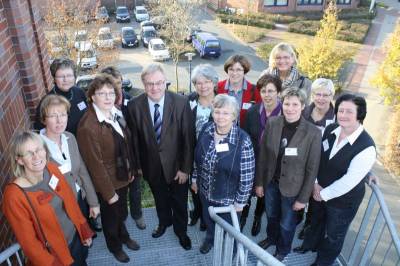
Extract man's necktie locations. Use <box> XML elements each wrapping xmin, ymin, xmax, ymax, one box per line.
<box><xmin>154</xmin><ymin>103</ymin><xmax>162</xmax><ymax>143</ymax></box>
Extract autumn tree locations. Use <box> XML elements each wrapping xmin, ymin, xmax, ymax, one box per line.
<box><xmin>297</xmin><ymin>1</ymin><xmax>351</xmax><ymax>81</ymax></box>
<box><xmin>149</xmin><ymin>0</ymin><xmax>202</xmax><ymax>92</ymax></box>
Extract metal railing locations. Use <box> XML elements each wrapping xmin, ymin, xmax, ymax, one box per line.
<box><xmin>339</xmin><ymin>182</ymin><xmax>400</xmax><ymax>266</ymax></box>
<box><xmin>0</xmin><ymin>243</ymin><xmax>23</xmax><ymax>266</ymax></box>
<box><xmin>209</xmin><ymin>205</ymin><xmax>284</xmax><ymax>266</ymax></box>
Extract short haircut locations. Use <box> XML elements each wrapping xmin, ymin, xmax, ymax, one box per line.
<box><xmin>39</xmin><ymin>94</ymin><xmax>71</xmax><ymax>123</ymax></box>
<box><xmin>256</xmin><ymin>74</ymin><xmax>283</xmax><ymax>93</ymax></box>
<box><xmin>223</xmin><ymin>54</ymin><xmax>251</xmax><ymax>74</ymax></box>
<box><xmin>212</xmin><ymin>94</ymin><xmax>240</xmax><ymax>121</ymax></box>
<box><xmin>86</xmin><ymin>73</ymin><xmax>119</xmax><ymax>104</ymax></box>
<box><xmin>141</xmin><ymin>63</ymin><xmax>165</xmax><ymax>84</ymax></box>
<box><xmin>101</xmin><ymin>66</ymin><xmax>122</xmax><ymax>80</ymax></box>
<box><xmin>50</xmin><ymin>58</ymin><xmax>77</xmax><ymax>79</ymax></box>
<box><xmin>191</xmin><ymin>64</ymin><xmax>219</xmax><ymax>87</ymax></box>
<box><xmin>311</xmin><ymin>78</ymin><xmax>335</xmax><ymax>96</ymax></box>
<box><xmin>334</xmin><ymin>94</ymin><xmax>367</xmax><ymax>123</ymax></box>
<box><xmin>10</xmin><ymin>131</ymin><xmax>50</xmax><ymax>178</ymax></box>
<box><xmin>281</xmin><ymin>87</ymin><xmax>307</xmax><ymax>106</ymax></box>
<box><xmin>268</xmin><ymin>42</ymin><xmax>297</xmax><ymax>69</ymax></box>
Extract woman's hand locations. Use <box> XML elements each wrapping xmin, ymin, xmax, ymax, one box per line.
<box><xmin>255</xmin><ymin>186</ymin><xmax>264</xmax><ymax>197</ymax></box>
<box><xmin>313</xmin><ymin>183</ymin><xmax>323</xmax><ymax>202</ymax></box>
<box><xmin>292</xmin><ymin>201</ymin><xmax>306</xmax><ymax>211</ymax></box>
<box><xmin>108</xmin><ymin>193</ymin><xmax>119</xmax><ymax>205</ymax></box>
<box><xmin>89</xmin><ymin>206</ymin><xmax>100</xmax><ymax>218</ymax></box>
<box><xmin>83</xmin><ymin>238</ymin><xmax>92</xmax><ymax>247</ymax></box>
<box><xmin>191</xmin><ymin>183</ymin><xmax>198</xmax><ymax>194</ymax></box>
<box><xmin>174</xmin><ymin>170</ymin><xmax>188</xmax><ymax>184</ymax></box>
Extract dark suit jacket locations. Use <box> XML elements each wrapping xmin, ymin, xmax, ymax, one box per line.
<box><xmin>255</xmin><ymin>116</ymin><xmax>321</xmax><ymax>203</ymax></box>
<box><xmin>128</xmin><ymin>91</ymin><xmax>195</xmax><ymax>184</ymax></box>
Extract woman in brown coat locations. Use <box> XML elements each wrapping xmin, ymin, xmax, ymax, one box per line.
<box><xmin>77</xmin><ymin>74</ymin><xmax>139</xmax><ymax>263</ymax></box>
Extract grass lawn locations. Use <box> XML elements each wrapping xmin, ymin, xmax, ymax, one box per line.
<box><xmin>223</xmin><ymin>24</ymin><xmax>269</xmax><ymax>43</ymax></box>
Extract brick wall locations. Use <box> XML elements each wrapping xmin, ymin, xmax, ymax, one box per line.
<box><xmin>0</xmin><ymin>0</ymin><xmax>51</xmax><ymax>251</ymax></box>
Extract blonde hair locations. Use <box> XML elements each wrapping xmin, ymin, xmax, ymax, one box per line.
<box><xmin>10</xmin><ymin>131</ymin><xmax>49</xmax><ymax>178</ymax></box>
<box><xmin>269</xmin><ymin>42</ymin><xmax>297</xmax><ymax>69</ymax></box>
<box><xmin>311</xmin><ymin>78</ymin><xmax>335</xmax><ymax>96</ymax></box>
<box><xmin>212</xmin><ymin>94</ymin><xmax>240</xmax><ymax>121</ymax></box>
<box><xmin>40</xmin><ymin>94</ymin><xmax>71</xmax><ymax>123</ymax></box>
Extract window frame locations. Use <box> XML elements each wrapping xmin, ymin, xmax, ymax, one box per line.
<box><xmin>297</xmin><ymin>0</ymin><xmax>323</xmax><ymax>5</ymax></box>
<box><xmin>264</xmin><ymin>0</ymin><xmax>289</xmax><ymax>7</ymax></box>
<box><xmin>336</xmin><ymin>0</ymin><xmax>351</xmax><ymax>5</ymax></box>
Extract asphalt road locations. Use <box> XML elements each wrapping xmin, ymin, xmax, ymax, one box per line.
<box><xmin>96</xmin><ymin>8</ymin><xmax>267</xmax><ymax>92</ymax></box>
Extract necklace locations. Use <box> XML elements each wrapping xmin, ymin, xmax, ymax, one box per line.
<box><xmin>215</xmin><ymin>127</ymin><xmax>230</xmax><ymax>136</ymax></box>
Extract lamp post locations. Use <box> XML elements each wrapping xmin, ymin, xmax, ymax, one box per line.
<box><xmin>185</xmin><ymin>52</ymin><xmax>196</xmax><ymax>93</ymax></box>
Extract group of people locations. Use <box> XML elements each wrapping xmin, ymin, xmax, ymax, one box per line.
<box><xmin>2</xmin><ymin>41</ymin><xmax>376</xmax><ymax>266</ymax></box>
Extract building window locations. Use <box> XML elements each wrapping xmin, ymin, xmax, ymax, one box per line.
<box><xmin>264</xmin><ymin>0</ymin><xmax>288</xmax><ymax>6</ymax></box>
<box><xmin>337</xmin><ymin>0</ymin><xmax>351</xmax><ymax>4</ymax></box>
<box><xmin>297</xmin><ymin>0</ymin><xmax>323</xmax><ymax>5</ymax></box>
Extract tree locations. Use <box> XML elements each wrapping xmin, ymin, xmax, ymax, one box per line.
<box><xmin>371</xmin><ymin>22</ymin><xmax>400</xmax><ymax>105</ymax></box>
<box><xmin>297</xmin><ymin>1</ymin><xmax>351</xmax><ymax>82</ymax></box>
<box><xmin>383</xmin><ymin>106</ymin><xmax>400</xmax><ymax>176</ymax></box>
<box><xmin>149</xmin><ymin>0</ymin><xmax>202</xmax><ymax>92</ymax></box>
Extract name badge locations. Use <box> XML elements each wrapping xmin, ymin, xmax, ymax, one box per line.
<box><xmin>124</xmin><ymin>99</ymin><xmax>129</xmax><ymax>106</ymax></box>
<box><xmin>77</xmin><ymin>101</ymin><xmax>87</xmax><ymax>111</ymax></box>
<box><xmin>216</xmin><ymin>143</ymin><xmax>229</xmax><ymax>153</ymax></box>
<box><xmin>58</xmin><ymin>163</ymin><xmax>71</xmax><ymax>175</ymax></box>
<box><xmin>48</xmin><ymin>175</ymin><xmax>59</xmax><ymax>190</ymax></box>
<box><xmin>189</xmin><ymin>100</ymin><xmax>198</xmax><ymax>110</ymax></box>
<box><xmin>242</xmin><ymin>102</ymin><xmax>252</xmax><ymax>110</ymax></box>
<box><xmin>285</xmin><ymin>148</ymin><xmax>298</xmax><ymax>156</ymax></box>
<box><xmin>323</xmin><ymin>139</ymin><xmax>330</xmax><ymax>152</ymax></box>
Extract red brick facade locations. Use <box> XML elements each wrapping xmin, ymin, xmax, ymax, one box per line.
<box><xmin>0</xmin><ymin>0</ymin><xmax>51</xmax><ymax>250</ymax></box>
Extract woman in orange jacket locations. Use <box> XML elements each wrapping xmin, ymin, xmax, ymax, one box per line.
<box><xmin>2</xmin><ymin>131</ymin><xmax>94</xmax><ymax>266</ymax></box>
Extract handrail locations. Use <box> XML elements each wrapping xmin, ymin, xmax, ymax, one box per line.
<box><xmin>0</xmin><ymin>243</ymin><xmax>23</xmax><ymax>265</ymax></box>
<box><xmin>209</xmin><ymin>205</ymin><xmax>284</xmax><ymax>266</ymax></box>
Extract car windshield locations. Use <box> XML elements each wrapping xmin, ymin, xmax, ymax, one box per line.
<box><xmin>137</xmin><ymin>9</ymin><xmax>147</xmax><ymax>14</ymax></box>
<box><xmin>206</xmin><ymin>41</ymin><xmax>220</xmax><ymax>48</ymax></box>
<box><xmin>124</xmin><ymin>30</ymin><xmax>136</xmax><ymax>38</ymax></box>
<box><xmin>143</xmin><ymin>31</ymin><xmax>156</xmax><ymax>38</ymax></box>
<box><xmin>76</xmin><ymin>34</ymin><xmax>87</xmax><ymax>42</ymax></box>
<box><xmin>99</xmin><ymin>33</ymin><xmax>112</xmax><ymax>40</ymax></box>
<box><xmin>153</xmin><ymin>43</ymin><xmax>166</xmax><ymax>50</ymax></box>
<box><xmin>81</xmin><ymin>50</ymin><xmax>95</xmax><ymax>58</ymax></box>
<box><xmin>117</xmin><ymin>8</ymin><xmax>128</xmax><ymax>14</ymax></box>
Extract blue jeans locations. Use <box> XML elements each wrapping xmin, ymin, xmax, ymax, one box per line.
<box><xmin>315</xmin><ymin>203</ymin><xmax>359</xmax><ymax>266</ymax></box>
<box><xmin>264</xmin><ymin>181</ymin><xmax>297</xmax><ymax>256</ymax></box>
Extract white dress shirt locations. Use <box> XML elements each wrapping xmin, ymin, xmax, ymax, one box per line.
<box><xmin>93</xmin><ymin>104</ymin><xmax>124</xmax><ymax>137</ymax></box>
<box><xmin>320</xmin><ymin>125</ymin><xmax>376</xmax><ymax>201</ymax></box>
<box><xmin>147</xmin><ymin>95</ymin><xmax>165</xmax><ymax>125</ymax></box>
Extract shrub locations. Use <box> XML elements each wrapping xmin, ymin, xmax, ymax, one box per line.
<box><xmin>256</xmin><ymin>43</ymin><xmax>277</xmax><ymax>61</ymax></box>
<box><xmin>234</xmin><ymin>27</ymin><xmax>265</xmax><ymax>43</ymax></box>
<box><xmin>288</xmin><ymin>21</ymin><xmax>320</xmax><ymax>35</ymax></box>
<box><xmin>217</xmin><ymin>13</ymin><xmax>275</xmax><ymax>29</ymax></box>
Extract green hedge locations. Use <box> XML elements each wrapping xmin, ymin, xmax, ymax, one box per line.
<box><xmin>217</xmin><ymin>13</ymin><xmax>275</xmax><ymax>29</ymax></box>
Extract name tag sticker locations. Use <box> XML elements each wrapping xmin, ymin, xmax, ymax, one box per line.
<box><xmin>189</xmin><ymin>100</ymin><xmax>197</xmax><ymax>110</ymax></box>
<box><xmin>323</xmin><ymin>139</ymin><xmax>330</xmax><ymax>152</ymax></box>
<box><xmin>216</xmin><ymin>143</ymin><xmax>229</xmax><ymax>153</ymax></box>
<box><xmin>124</xmin><ymin>99</ymin><xmax>129</xmax><ymax>106</ymax></box>
<box><xmin>58</xmin><ymin>163</ymin><xmax>70</xmax><ymax>174</ymax></box>
<box><xmin>48</xmin><ymin>175</ymin><xmax>59</xmax><ymax>190</ymax></box>
<box><xmin>285</xmin><ymin>148</ymin><xmax>298</xmax><ymax>156</ymax></box>
<box><xmin>77</xmin><ymin>101</ymin><xmax>87</xmax><ymax>111</ymax></box>
<box><xmin>242</xmin><ymin>103</ymin><xmax>252</xmax><ymax>110</ymax></box>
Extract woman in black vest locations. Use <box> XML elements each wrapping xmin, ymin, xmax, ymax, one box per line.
<box><xmin>301</xmin><ymin>94</ymin><xmax>376</xmax><ymax>266</ymax></box>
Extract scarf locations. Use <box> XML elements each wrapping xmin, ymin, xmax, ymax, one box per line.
<box><xmin>263</xmin><ymin>66</ymin><xmax>300</xmax><ymax>89</ymax></box>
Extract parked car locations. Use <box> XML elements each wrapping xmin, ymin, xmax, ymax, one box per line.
<box><xmin>74</xmin><ymin>30</ymin><xmax>90</xmax><ymax>50</ymax></box>
<box><xmin>150</xmin><ymin>16</ymin><xmax>166</xmax><ymax>30</ymax></box>
<box><xmin>97</xmin><ymin>27</ymin><xmax>114</xmax><ymax>49</ymax></box>
<box><xmin>76</xmin><ymin>74</ymin><xmax>95</xmax><ymax>91</ymax></box>
<box><xmin>95</xmin><ymin>6</ymin><xmax>109</xmax><ymax>22</ymax></box>
<box><xmin>121</xmin><ymin>27</ymin><xmax>139</xmax><ymax>48</ymax></box>
<box><xmin>76</xmin><ymin>43</ymin><xmax>97</xmax><ymax>70</ymax></box>
<box><xmin>148</xmin><ymin>38</ymin><xmax>170</xmax><ymax>61</ymax></box>
<box><xmin>192</xmin><ymin>32</ymin><xmax>221</xmax><ymax>58</ymax></box>
<box><xmin>140</xmin><ymin>25</ymin><xmax>157</xmax><ymax>47</ymax></box>
<box><xmin>140</xmin><ymin>20</ymin><xmax>155</xmax><ymax>31</ymax></box>
<box><xmin>116</xmin><ymin>6</ymin><xmax>130</xmax><ymax>23</ymax></box>
<box><xmin>134</xmin><ymin>6</ymin><xmax>149</xmax><ymax>22</ymax></box>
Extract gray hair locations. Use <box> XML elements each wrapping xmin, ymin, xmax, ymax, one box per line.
<box><xmin>191</xmin><ymin>64</ymin><xmax>219</xmax><ymax>87</ymax></box>
<box><xmin>212</xmin><ymin>94</ymin><xmax>240</xmax><ymax>121</ymax></box>
<box><xmin>141</xmin><ymin>63</ymin><xmax>165</xmax><ymax>83</ymax></box>
<box><xmin>281</xmin><ymin>87</ymin><xmax>307</xmax><ymax>106</ymax></box>
<box><xmin>311</xmin><ymin>78</ymin><xmax>335</xmax><ymax>96</ymax></box>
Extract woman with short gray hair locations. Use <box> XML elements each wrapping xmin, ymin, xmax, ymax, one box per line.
<box><xmin>187</xmin><ymin>64</ymin><xmax>218</xmax><ymax>231</ymax></box>
<box><xmin>191</xmin><ymin>94</ymin><xmax>255</xmax><ymax>254</ymax></box>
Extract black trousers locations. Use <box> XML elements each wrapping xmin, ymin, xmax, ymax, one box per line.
<box><xmin>128</xmin><ymin>176</ymin><xmax>143</xmax><ymax>220</ymax></box>
<box><xmin>98</xmin><ymin>186</ymin><xmax>130</xmax><ymax>253</ymax></box>
<box><xmin>189</xmin><ymin>184</ymin><xmax>203</xmax><ymax>222</ymax></box>
<box><xmin>69</xmin><ymin>232</ymin><xmax>88</xmax><ymax>266</ymax></box>
<box><xmin>241</xmin><ymin>196</ymin><xmax>265</xmax><ymax>220</ymax></box>
<box><xmin>148</xmin><ymin>171</ymin><xmax>188</xmax><ymax>236</ymax></box>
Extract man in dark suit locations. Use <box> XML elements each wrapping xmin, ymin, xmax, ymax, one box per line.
<box><xmin>127</xmin><ymin>64</ymin><xmax>195</xmax><ymax>250</ymax></box>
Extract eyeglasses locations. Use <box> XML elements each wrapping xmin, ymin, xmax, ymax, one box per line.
<box><xmin>55</xmin><ymin>74</ymin><xmax>75</xmax><ymax>80</ymax></box>
<box><xmin>195</xmin><ymin>80</ymin><xmax>213</xmax><ymax>87</ymax></box>
<box><xmin>46</xmin><ymin>113</ymin><xmax>68</xmax><ymax>120</ymax></box>
<box><xmin>228</xmin><ymin>68</ymin><xmax>244</xmax><ymax>73</ymax></box>
<box><xmin>275</xmin><ymin>56</ymin><xmax>291</xmax><ymax>61</ymax></box>
<box><xmin>19</xmin><ymin>147</ymin><xmax>46</xmax><ymax>159</ymax></box>
<box><xmin>95</xmin><ymin>92</ymin><xmax>116</xmax><ymax>98</ymax></box>
<box><xmin>313</xmin><ymin>92</ymin><xmax>332</xmax><ymax>98</ymax></box>
<box><xmin>213</xmin><ymin>110</ymin><xmax>233</xmax><ymax>117</ymax></box>
<box><xmin>261</xmin><ymin>89</ymin><xmax>277</xmax><ymax>94</ymax></box>
<box><xmin>145</xmin><ymin>80</ymin><xmax>165</xmax><ymax>88</ymax></box>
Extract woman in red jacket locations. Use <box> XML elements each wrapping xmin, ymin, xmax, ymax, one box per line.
<box><xmin>217</xmin><ymin>54</ymin><xmax>261</xmax><ymax>127</ymax></box>
<box><xmin>2</xmin><ymin>131</ymin><xmax>94</xmax><ymax>266</ymax></box>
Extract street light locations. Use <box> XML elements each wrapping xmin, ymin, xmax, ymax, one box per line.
<box><xmin>185</xmin><ymin>52</ymin><xmax>196</xmax><ymax>93</ymax></box>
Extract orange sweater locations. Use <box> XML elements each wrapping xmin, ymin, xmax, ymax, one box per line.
<box><xmin>2</xmin><ymin>162</ymin><xmax>94</xmax><ymax>266</ymax></box>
